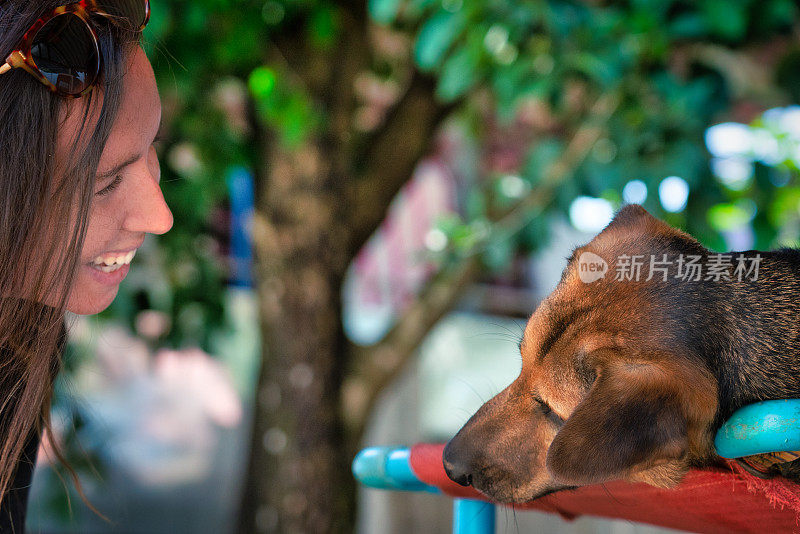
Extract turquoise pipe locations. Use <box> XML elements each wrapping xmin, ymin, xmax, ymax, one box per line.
<box><xmin>453</xmin><ymin>499</ymin><xmax>496</xmax><ymax>534</ymax></box>
<box><xmin>352</xmin><ymin>446</ymin><xmax>434</xmax><ymax>492</ymax></box>
<box><xmin>715</xmin><ymin>399</ymin><xmax>800</xmax><ymax>458</ymax></box>
<box><xmin>352</xmin><ymin>446</ymin><xmax>496</xmax><ymax>534</ymax></box>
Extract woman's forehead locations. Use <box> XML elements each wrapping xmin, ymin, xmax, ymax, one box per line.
<box><xmin>112</xmin><ymin>47</ymin><xmax>161</xmax><ymax>137</ymax></box>
<box><xmin>56</xmin><ymin>48</ymin><xmax>160</xmax><ymax>168</ymax></box>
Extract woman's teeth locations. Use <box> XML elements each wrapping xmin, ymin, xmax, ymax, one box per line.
<box><xmin>89</xmin><ymin>250</ymin><xmax>136</xmax><ymax>273</ymax></box>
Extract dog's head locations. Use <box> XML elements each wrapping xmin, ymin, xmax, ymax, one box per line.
<box><xmin>443</xmin><ymin>205</ymin><xmax>720</xmax><ymax>503</ymax></box>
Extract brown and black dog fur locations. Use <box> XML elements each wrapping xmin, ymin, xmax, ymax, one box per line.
<box><xmin>443</xmin><ymin>204</ymin><xmax>800</xmax><ymax>503</ymax></box>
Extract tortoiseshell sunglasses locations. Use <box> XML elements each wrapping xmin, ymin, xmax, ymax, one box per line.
<box><xmin>0</xmin><ymin>0</ymin><xmax>150</xmax><ymax>98</ymax></box>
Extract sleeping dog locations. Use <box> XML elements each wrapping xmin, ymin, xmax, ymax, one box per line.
<box><xmin>443</xmin><ymin>204</ymin><xmax>800</xmax><ymax>503</ymax></box>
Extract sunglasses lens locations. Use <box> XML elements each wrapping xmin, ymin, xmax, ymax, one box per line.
<box><xmin>95</xmin><ymin>0</ymin><xmax>149</xmax><ymax>29</ymax></box>
<box><xmin>31</xmin><ymin>14</ymin><xmax>99</xmax><ymax>96</ymax></box>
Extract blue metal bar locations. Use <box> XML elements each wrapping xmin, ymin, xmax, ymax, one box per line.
<box><xmin>352</xmin><ymin>446</ymin><xmax>435</xmax><ymax>492</ymax></box>
<box><xmin>715</xmin><ymin>399</ymin><xmax>800</xmax><ymax>458</ymax></box>
<box><xmin>453</xmin><ymin>499</ymin><xmax>496</xmax><ymax>534</ymax></box>
<box><xmin>226</xmin><ymin>166</ymin><xmax>254</xmax><ymax>288</ymax></box>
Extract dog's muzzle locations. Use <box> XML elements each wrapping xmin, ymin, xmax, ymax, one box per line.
<box><xmin>442</xmin><ymin>440</ymin><xmax>473</xmax><ymax>487</ymax></box>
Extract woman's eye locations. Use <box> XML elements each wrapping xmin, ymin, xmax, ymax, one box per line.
<box><xmin>95</xmin><ymin>175</ymin><xmax>123</xmax><ymax>197</ymax></box>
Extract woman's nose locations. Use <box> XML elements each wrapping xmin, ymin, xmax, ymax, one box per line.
<box><xmin>122</xmin><ymin>170</ymin><xmax>173</xmax><ymax>235</ymax></box>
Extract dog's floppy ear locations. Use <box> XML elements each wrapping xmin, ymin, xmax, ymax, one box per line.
<box><xmin>546</xmin><ymin>361</ymin><xmax>688</xmax><ymax>485</ymax></box>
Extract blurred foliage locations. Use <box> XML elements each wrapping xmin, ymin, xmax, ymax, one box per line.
<box><xmin>75</xmin><ymin>0</ymin><xmax>800</xmax><ymax>416</ymax></box>
<box><xmin>120</xmin><ymin>0</ymin><xmax>800</xmax><ymax>339</ymax></box>
<box><xmin>394</xmin><ymin>0</ymin><xmax>800</xmax><ymax>262</ymax></box>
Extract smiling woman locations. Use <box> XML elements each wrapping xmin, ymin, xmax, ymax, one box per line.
<box><xmin>60</xmin><ymin>45</ymin><xmax>172</xmax><ymax>315</ymax></box>
<box><xmin>0</xmin><ymin>0</ymin><xmax>170</xmax><ymax>530</ymax></box>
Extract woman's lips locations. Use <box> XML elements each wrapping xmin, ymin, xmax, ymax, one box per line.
<box><xmin>90</xmin><ymin>249</ymin><xmax>137</xmax><ymax>268</ymax></box>
<box><xmin>83</xmin><ymin>242</ymin><xmax>142</xmax><ymax>286</ymax></box>
<box><xmin>84</xmin><ymin>261</ymin><xmax>131</xmax><ymax>285</ymax></box>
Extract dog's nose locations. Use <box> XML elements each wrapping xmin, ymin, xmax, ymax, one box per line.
<box><xmin>444</xmin><ymin>462</ymin><xmax>472</xmax><ymax>487</ymax></box>
<box><xmin>443</xmin><ymin>443</ymin><xmax>473</xmax><ymax>487</ymax></box>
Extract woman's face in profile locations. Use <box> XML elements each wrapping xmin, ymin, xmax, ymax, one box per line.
<box><xmin>60</xmin><ymin>47</ymin><xmax>173</xmax><ymax>315</ymax></box>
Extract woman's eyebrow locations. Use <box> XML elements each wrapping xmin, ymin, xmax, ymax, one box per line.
<box><xmin>97</xmin><ymin>153</ymin><xmax>139</xmax><ymax>180</ymax></box>
<box><xmin>98</xmin><ymin>115</ymin><xmax>164</xmax><ymax>181</ymax></box>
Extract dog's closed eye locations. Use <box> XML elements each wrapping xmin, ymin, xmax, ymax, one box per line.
<box><xmin>533</xmin><ymin>396</ymin><xmax>565</xmax><ymax>427</ymax></box>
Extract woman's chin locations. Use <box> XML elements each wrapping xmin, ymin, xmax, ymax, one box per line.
<box><xmin>65</xmin><ymin>265</ymin><xmax>124</xmax><ymax>315</ymax></box>
<box><xmin>65</xmin><ymin>289</ymin><xmax>118</xmax><ymax>315</ymax></box>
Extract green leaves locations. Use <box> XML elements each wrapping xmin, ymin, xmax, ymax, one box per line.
<box><xmin>368</xmin><ymin>0</ymin><xmax>402</xmax><ymax>24</ymax></box>
<box><xmin>414</xmin><ymin>10</ymin><xmax>466</xmax><ymax>71</ymax></box>
<box><xmin>248</xmin><ymin>67</ymin><xmax>318</xmax><ymax>148</ymax></box>
<box><xmin>249</xmin><ymin>66</ymin><xmax>277</xmax><ymax>100</ymax></box>
<box><xmin>436</xmin><ymin>46</ymin><xmax>479</xmax><ymax>102</ymax></box>
<box><xmin>524</xmin><ymin>140</ymin><xmax>565</xmax><ymax>185</ymax></box>
<box><xmin>308</xmin><ymin>4</ymin><xmax>338</xmax><ymax>48</ymax></box>
<box><xmin>564</xmin><ymin>52</ymin><xmax>619</xmax><ymax>88</ymax></box>
<box><xmin>700</xmin><ymin>0</ymin><xmax>748</xmax><ymax>40</ymax></box>
<box><xmin>708</xmin><ymin>201</ymin><xmax>754</xmax><ymax>231</ymax></box>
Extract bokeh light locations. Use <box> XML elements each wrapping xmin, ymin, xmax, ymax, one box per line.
<box><xmin>569</xmin><ymin>196</ymin><xmax>614</xmax><ymax>232</ymax></box>
<box><xmin>705</xmin><ymin>122</ymin><xmax>752</xmax><ymax>158</ymax></box>
<box><xmin>658</xmin><ymin>176</ymin><xmax>689</xmax><ymax>213</ymax></box>
<box><xmin>622</xmin><ymin>179</ymin><xmax>647</xmax><ymax>205</ymax></box>
<box><xmin>711</xmin><ymin>157</ymin><xmax>753</xmax><ymax>190</ymax></box>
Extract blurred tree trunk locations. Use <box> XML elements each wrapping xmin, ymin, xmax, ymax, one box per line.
<box><xmin>240</xmin><ymin>139</ymin><xmax>356</xmax><ymax>533</ymax></box>
<box><xmin>236</xmin><ymin>6</ymin><xmax>456</xmax><ymax>532</ymax></box>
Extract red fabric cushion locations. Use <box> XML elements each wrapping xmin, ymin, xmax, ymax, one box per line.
<box><xmin>410</xmin><ymin>444</ymin><xmax>800</xmax><ymax>533</ymax></box>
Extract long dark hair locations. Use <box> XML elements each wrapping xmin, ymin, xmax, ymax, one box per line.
<box><xmin>0</xmin><ymin>0</ymin><xmax>138</xmax><ymax>520</ymax></box>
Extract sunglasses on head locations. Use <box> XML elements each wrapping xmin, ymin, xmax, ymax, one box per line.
<box><xmin>0</xmin><ymin>1</ymin><xmax>150</xmax><ymax>98</ymax></box>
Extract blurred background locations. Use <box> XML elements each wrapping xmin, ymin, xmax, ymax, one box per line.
<box><xmin>22</xmin><ymin>0</ymin><xmax>800</xmax><ymax>532</ymax></box>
